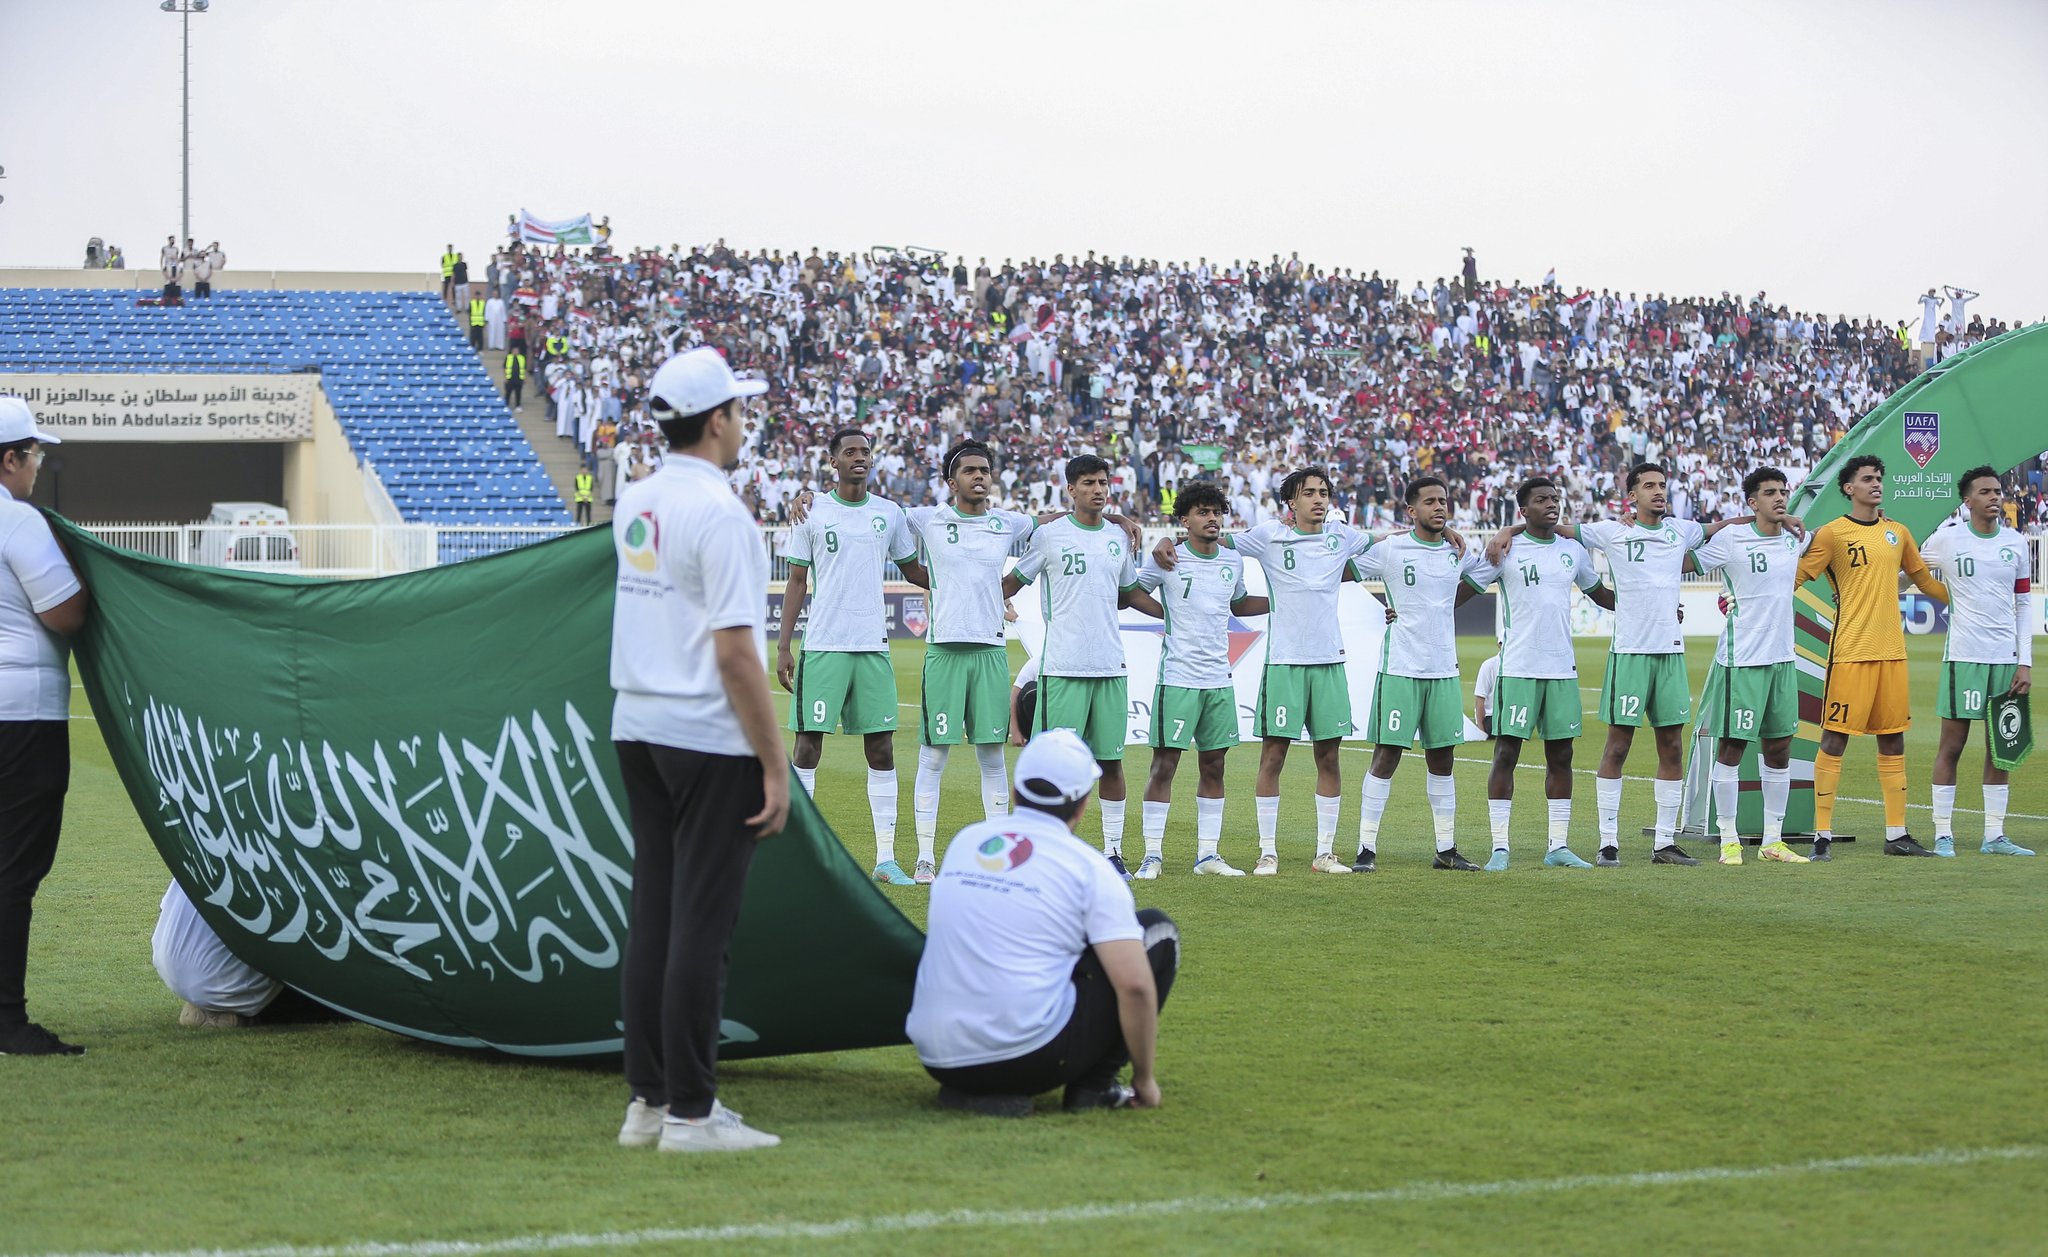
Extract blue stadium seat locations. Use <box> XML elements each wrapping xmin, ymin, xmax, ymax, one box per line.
<box><xmin>0</xmin><ymin>288</ymin><xmax>567</xmax><ymax>525</ymax></box>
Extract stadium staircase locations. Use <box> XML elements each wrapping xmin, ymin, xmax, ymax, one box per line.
<box><xmin>0</xmin><ymin>289</ymin><xmax>568</xmax><ymax>527</ymax></box>
<box><xmin>465</xmin><ymin>331</ymin><xmax>605</xmax><ymax>523</ymax></box>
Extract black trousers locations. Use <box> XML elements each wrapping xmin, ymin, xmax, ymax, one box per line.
<box><xmin>470</xmin><ymin>324</ymin><xmax>484</xmax><ymax>349</ymax></box>
<box><xmin>928</xmin><ymin>908</ymin><xmax>1178</xmax><ymax>1097</ymax></box>
<box><xmin>504</xmin><ymin>378</ymin><xmax>523</xmax><ymax>407</ymax></box>
<box><xmin>575</xmin><ymin>500</ymin><xmax>592</xmax><ymax>525</ymax></box>
<box><xmin>195</xmin><ymin>280</ymin><xmax>212</xmax><ymax>298</ymax></box>
<box><xmin>0</xmin><ymin>722</ymin><xmax>69</xmax><ymax>1028</ymax></box>
<box><xmin>615</xmin><ymin>741</ymin><xmax>762</xmax><ymax>1119</ymax></box>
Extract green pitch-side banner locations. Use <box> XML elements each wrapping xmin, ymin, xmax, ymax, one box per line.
<box><xmin>1684</xmin><ymin>323</ymin><xmax>2048</xmax><ymax>836</ymax></box>
<box><xmin>58</xmin><ymin>521</ymin><xmax>926</xmax><ymax>1057</ymax></box>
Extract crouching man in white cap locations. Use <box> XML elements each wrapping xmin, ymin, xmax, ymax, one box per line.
<box><xmin>906</xmin><ymin>728</ymin><xmax>1179</xmax><ymax>1116</ymax></box>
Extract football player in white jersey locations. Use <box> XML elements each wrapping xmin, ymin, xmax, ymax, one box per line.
<box><xmin>1005</xmin><ymin>456</ymin><xmax>1164</xmax><ymax>875</ymax></box>
<box><xmin>1489</xmin><ymin>462</ymin><xmax>1764</xmax><ymax>865</ymax></box>
<box><xmin>775</xmin><ymin>428</ymin><xmax>929</xmax><ymax>885</ymax></box>
<box><xmin>1131</xmin><ymin>481</ymin><xmax>1271</xmax><ymax>878</ymax></box>
<box><xmin>1921</xmin><ymin>467</ymin><xmax>2036</xmax><ymax>856</ymax></box>
<box><xmin>1462</xmin><ymin>478</ymin><xmax>1615</xmax><ymax>869</ymax></box>
<box><xmin>1153</xmin><ymin>467</ymin><xmax>1374</xmax><ymax>875</ymax></box>
<box><xmin>1350</xmin><ymin>476</ymin><xmax>1491</xmax><ymax>871</ymax></box>
<box><xmin>1684</xmin><ymin>467</ymin><xmax>1814</xmax><ymax>865</ymax></box>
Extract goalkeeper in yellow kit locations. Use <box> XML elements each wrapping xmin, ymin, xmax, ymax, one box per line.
<box><xmin>1796</xmin><ymin>455</ymin><xmax>1949</xmax><ymax>858</ymax></box>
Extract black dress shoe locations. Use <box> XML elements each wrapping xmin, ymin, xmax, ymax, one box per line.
<box><xmin>0</xmin><ymin>1022</ymin><xmax>85</xmax><ymax>1056</ymax></box>
<box><xmin>1432</xmin><ymin>847</ymin><xmax>1481</xmax><ymax>871</ymax></box>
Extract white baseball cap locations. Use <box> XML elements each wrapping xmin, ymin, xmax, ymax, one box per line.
<box><xmin>647</xmin><ymin>346</ymin><xmax>767</xmax><ymax>421</ymax></box>
<box><xmin>1013</xmin><ymin>729</ymin><xmax>1103</xmax><ymax>806</ymax></box>
<box><xmin>0</xmin><ymin>397</ymin><xmax>61</xmax><ymax>446</ymax></box>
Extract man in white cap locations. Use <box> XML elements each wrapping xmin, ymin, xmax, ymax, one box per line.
<box><xmin>905</xmin><ymin>728</ymin><xmax>1179</xmax><ymax>1117</ymax></box>
<box><xmin>0</xmin><ymin>397</ymin><xmax>89</xmax><ymax>1056</ymax></box>
<box><xmin>609</xmin><ymin>348</ymin><xmax>788</xmax><ymax>1152</ymax></box>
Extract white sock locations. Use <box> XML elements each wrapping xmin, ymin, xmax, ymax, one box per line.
<box><xmin>1711</xmin><ymin>761</ymin><xmax>1740</xmax><ymax>843</ymax></box>
<box><xmin>1931</xmin><ymin>783</ymin><xmax>1956</xmax><ymax>840</ymax></box>
<box><xmin>914</xmin><ymin>744</ymin><xmax>950</xmax><ymax>863</ymax></box>
<box><xmin>794</xmin><ymin>765</ymin><xmax>818</xmax><ymax>798</ymax></box>
<box><xmin>1488</xmin><ymin>798</ymin><xmax>1512</xmax><ymax>852</ymax></box>
<box><xmin>867</xmin><ymin>767</ymin><xmax>897</xmax><ymax>865</ymax></box>
<box><xmin>1141</xmin><ymin>800</ymin><xmax>1169</xmax><ymax>858</ymax></box>
<box><xmin>1357</xmin><ymin>773</ymin><xmax>1392</xmax><ymax>854</ymax></box>
<box><xmin>1761</xmin><ymin>764</ymin><xmax>1790</xmax><ymax>842</ymax></box>
<box><xmin>975</xmin><ymin>742</ymin><xmax>1009</xmax><ymax>819</ymax></box>
<box><xmin>1596</xmin><ymin>775</ymin><xmax>1622</xmax><ymax>848</ymax></box>
<box><xmin>1653</xmin><ymin>778</ymin><xmax>1681</xmax><ymax>849</ymax></box>
<box><xmin>1101</xmin><ymin>796</ymin><xmax>1126</xmax><ymax>855</ymax></box>
<box><xmin>1256</xmin><ymin>794</ymin><xmax>1279</xmax><ymax>857</ymax></box>
<box><xmin>1314</xmin><ymin>793</ymin><xmax>1340</xmax><ymax>856</ymax></box>
<box><xmin>1983</xmin><ymin>783</ymin><xmax>2009</xmax><ymax>841</ymax></box>
<box><xmin>1426</xmin><ymin>773</ymin><xmax>1457</xmax><ymax>852</ymax></box>
<box><xmin>1547</xmin><ymin>797</ymin><xmax>1571</xmax><ymax>851</ymax></box>
<box><xmin>1196</xmin><ymin>795</ymin><xmax>1224</xmax><ymax>861</ymax></box>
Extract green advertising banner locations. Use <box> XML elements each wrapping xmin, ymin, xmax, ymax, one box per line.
<box><xmin>1684</xmin><ymin>324</ymin><xmax>2048</xmax><ymax>836</ymax></box>
<box><xmin>59</xmin><ymin>522</ymin><xmax>926</xmax><ymax>1057</ymax></box>
<box><xmin>1182</xmin><ymin>444</ymin><xmax>1224</xmax><ymax>470</ymax></box>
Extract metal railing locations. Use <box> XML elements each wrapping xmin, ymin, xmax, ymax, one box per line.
<box><xmin>79</xmin><ymin>523</ymin><xmax>578</xmax><ymax>577</ymax></box>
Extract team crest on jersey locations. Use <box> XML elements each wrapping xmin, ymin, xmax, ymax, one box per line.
<box><xmin>989</xmin><ymin>516</ymin><xmax>1006</xmax><ymax>532</ymax></box>
<box><xmin>1326</xmin><ymin>535</ymin><xmax>1341</xmax><ymax>551</ymax></box>
<box><xmin>870</xmin><ymin>516</ymin><xmax>888</xmax><ymax>533</ymax></box>
<box><xmin>2001</xmin><ymin>548</ymin><xmax>2017</xmax><ymax>565</ymax></box>
<box><xmin>1885</xmin><ymin>529</ymin><xmax>1899</xmax><ymax>546</ymax></box>
<box><xmin>1903</xmin><ymin>411</ymin><xmax>1940</xmax><ymax>468</ymax></box>
<box><xmin>1221</xmin><ymin>568</ymin><xmax>1234</xmax><ymax>582</ymax></box>
<box><xmin>1562</xmin><ymin>555</ymin><xmax>1576</xmax><ymax>569</ymax></box>
<box><xmin>1109</xmin><ymin>540</ymin><xmax>1122</xmax><ymax>557</ymax></box>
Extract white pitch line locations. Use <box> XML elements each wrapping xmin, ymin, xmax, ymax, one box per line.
<box><xmin>24</xmin><ymin>1144</ymin><xmax>2041</xmax><ymax>1257</ymax></box>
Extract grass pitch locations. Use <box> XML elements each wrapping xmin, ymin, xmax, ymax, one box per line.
<box><xmin>5</xmin><ymin>639</ymin><xmax>2046</xmax><ymax>1256</ymax></box>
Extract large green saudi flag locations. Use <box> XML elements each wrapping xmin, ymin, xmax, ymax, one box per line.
<box><xmin>59</xmin><ymin>521</ymin><xmax>926</xmax><ymax>1057</ymax></box>
<box><xmin>1683</xmin><ymin>324</ymin><xmax>2048</xmax><ymax>836</ymax></box>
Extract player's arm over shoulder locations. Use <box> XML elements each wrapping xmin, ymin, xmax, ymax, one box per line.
<box><xmin>1795</xmin><ymin>519</ymin><xmax>1838</xmax><ymax>582</ymax></box>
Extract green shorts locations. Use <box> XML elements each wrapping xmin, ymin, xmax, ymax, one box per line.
<box><xmin>1938</xmin><ymin>661</ymin><xmax>2020</xmax><ymax>721</ymax></box>
<box><xmin>788</xmin><ymin>649</ymin><xmax>898</xmax><ymax>735</ymax></box>
<box><xmin>1491</xmin><ymin>675</ymin><xmax>1583</xmax><ymax>742</ymax></box>
<box><xmin>1707</xmin><ymin>660</ymin><xmax>1800</xmax><ymax>742</ymax></box>
<box><xmin>1600</xmin><ymin>652</ymin><xmax>1692</xmax><ymax>728</ymax></box>
<box><xmin>1257</xmin><ymin>663</ymin><xmax>1352</xmax><ymax>741</ymax></box>
<box><xmin>1150</xmin><ymin>684</ymin><xmax>1240</xmax><ymax>752</ymax></box>
<box><xmin>1367</xmin><ymin>674</ymin><xmax>1465</xmax><ymax>748</ymax></box>
<box><xmin>1036</xmin><ymin>675</ymin><xmax>1129</xmax><ymax>762</ymax></box>
<box><xmin>920</xmin><ymin>643</ymin><xmax>1011</xmax><ymax>746</ymax></box>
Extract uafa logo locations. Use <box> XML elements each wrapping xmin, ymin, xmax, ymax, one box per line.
<box><xmin>975</xmin><ymin>832</ymin><xmax>1034</xmax><ymax>872</ymax></box>
<box><xmin>623</xmin><ymin>512</ymin><xmax>660</xmax><ymax>573</ymax></box>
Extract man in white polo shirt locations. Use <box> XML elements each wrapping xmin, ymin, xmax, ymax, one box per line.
<box><xmin>906</xmin><ymin>729</ymin><xmax>1179</xmax><ymax>1117</ymax></box>
<box><xmin>610</xmin><ymin>349</ymin><xmax>788</xmax><ymax>1153</ymax></box>
<box><xmin>0</xmin><ymin>396</ymin><xmax>89</xmax><ymax>1057</ymax></box>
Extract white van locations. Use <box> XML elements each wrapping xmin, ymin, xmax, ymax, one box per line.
<box><xmin>192</xmin><ymin>502</ymin><xmax>302</xmax><ymax>572</ymax></box>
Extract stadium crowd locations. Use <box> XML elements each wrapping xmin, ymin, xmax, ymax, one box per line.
<box><xmin>470</xmin><ymin>238</ymin><xmax>2042</xmax><ymax>531</ymax></box>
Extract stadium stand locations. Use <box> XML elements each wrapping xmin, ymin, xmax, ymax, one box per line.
<box><xmin>0</xmin><ymin>288</ymin><xmax>567</xmax><ymax>526</ymax></box>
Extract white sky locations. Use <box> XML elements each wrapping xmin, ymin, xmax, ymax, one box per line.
<box><xmin>3</xmin><ymin>0</ymin><xmax>2044</xmax><ymax>323</ymax></box>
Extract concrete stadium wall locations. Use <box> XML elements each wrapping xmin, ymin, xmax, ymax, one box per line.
<box><xmin>0</xmin><ymin>267</ymin><xmax>436</xmax><ymax>292</ymax></box>
<box><xmin>282</xmin><ymin>387</ymin><xmax>379</xmax><ymax>525</ymax></box>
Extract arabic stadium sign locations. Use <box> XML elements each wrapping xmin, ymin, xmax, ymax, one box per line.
<box><xmin>0</xmin><ymin>374</ymin><xmax>317</xmax><ymax>441</ymax></box>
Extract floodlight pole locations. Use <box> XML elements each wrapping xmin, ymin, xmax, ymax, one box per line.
<box><xmin>162</xmin><ymin>0</ymin><xmax>208</xmax><ymax>248</ymax></box>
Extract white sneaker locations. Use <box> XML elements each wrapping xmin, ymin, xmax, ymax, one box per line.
<box><xmin>1134</xmin><ymin>855</ymin><xmax>1163</xmax><ymax>879</ymax></box>
<box><xmin>618</xmin><ymin>1098</ymin><xmax>665</xmax><ymax>1148</ymax></box>
<box><xmin>657</xmin><ymin>1100</ymin><xmax>780</xmax><ymax>1153</ymax></box>
<box><xmin>1253</xmin><ymin>854</ymin><xmax>1279</xmax><ymax>876</ymax></box>
<box><xmin>1193</xmin><ymin>854</ymin><xmax>1246</xmax><ymax>876</ymax></box>
<box><xmin>1309</xmin><ymin>852</ymin><xmax>1354</xmax><ymax>875</ymax></box>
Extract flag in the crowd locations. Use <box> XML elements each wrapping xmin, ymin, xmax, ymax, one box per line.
<box><xmin>515</xmin><ymin>209</ymin><xmax>600</xmax><ymax>247</ymax></box>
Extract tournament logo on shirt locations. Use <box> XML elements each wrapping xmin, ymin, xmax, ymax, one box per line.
<box><xmin>1903</xmin><ymin>411</ymin><xmax>1941</xmax><ymax>468</ymax></box>
<box><xmin>975</xmin><ymin>832</ymin><xmax>1034</xmax><ymax>872</ymax></box>
<box><xmin>622</xmin><ymin>511</ymin><xmax>660</xmax><ymax>573</ymax></box>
